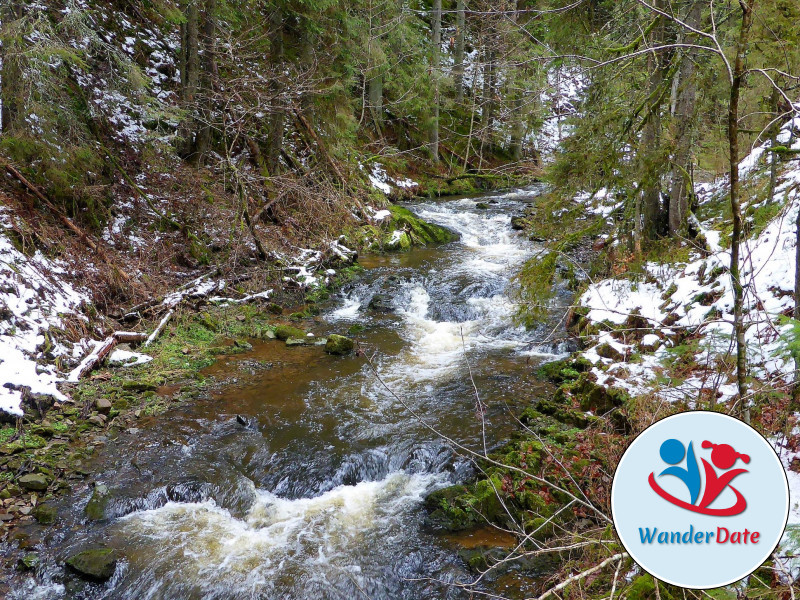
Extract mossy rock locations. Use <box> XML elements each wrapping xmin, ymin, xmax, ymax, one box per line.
<box><xmin>324</xmin><ymin>334</ymin><xmax>355</xmax><ymax>355</ymax></box>
<box><xmin>536</xmin><ymin>356</ymin><xmax>591</xmax><ymax>383</ymax></box>
<box><xmin>531</xmin><ymin>399</ymin><xmax>594</xmax><ymax>429</ymax></box>
<box><xmin>19</xmin><ymin>473</ymin><xmax>49</xmax><ymax>491</ymax></box>
<box><xmin>383</xmin><ymin>231</ymin><xmax>412</xmax><ymax>252</ymax></box>
<box><xmin>122</xmin><ymin>381</ymin><xmax>158</xmax><ymax>392</ymax></box>
<box><xmin>475</xmin><ymin>202</ymin><xmax>490</xmax><ymax>210</ymax></box>
<box><xmin>18</xmin><ymin>552</ymin><xmax>39</xmax><ymax>571</ymax></box>
<box><xmin>65</xmin><ymin>548</ymin><xmax>117</xmax><ymax>581</ymax></box>
<box><xmin>595</xmin><ymin>342</ymin><xmax>624</xmax><ymax>361</ymax></box>
<box><xmin>347</xmin><ymin>323</ymin><xmax>365</xmax><ymax>335</ymax></box>
<box><xmin>85</xmin><ymin>483</ymin><xmax>110</xmax><ymax>521</ymax></box>
<box><xmin>386</xmin><ymin>205</ymin><xmax>457</xmax><ymax>247</ymax></box>
<box><xmin>32</xmin><ymin>503</ymin><xmax>58</xmax><ymax>525</ymax></box>
<box><xmin>274</xmin><ymin>325</ymin><xmax>306</xmax><ymax>341</ymax></box>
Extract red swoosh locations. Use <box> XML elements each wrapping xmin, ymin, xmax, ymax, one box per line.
<box><xmin>648</xmin><ymin>472</ymin><xmax>747</xmax><ymax>516</ymax></box>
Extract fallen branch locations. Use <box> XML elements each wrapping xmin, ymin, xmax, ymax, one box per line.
<box><xmin>533</xmin><ymin>553</ymin><xmax>629</xmax><ymax>600</ymax></box>
<box><xmin>68</xmin><ymin>331</ymin><xmax>148</xmax><ymax>381</ymax></box>
<box><xmin>2</xmin><ymin>158</ymin><xmax>130</xmax><ymax>282</ymax></box>
<box><xmin>144</xmin><ymin>309</ymin><xmax>174</xmax><ymax>347</ymax></box>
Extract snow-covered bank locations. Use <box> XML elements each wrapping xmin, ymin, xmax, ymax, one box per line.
<box><xmin>577</xmin><ymin>113</ymin><xmax>800</xmax><ymax>405</ymax></box>
<box><xmin>0</xmin><ymin>210</ymin><xmax>88</xmax><ymax>415</ymax></box>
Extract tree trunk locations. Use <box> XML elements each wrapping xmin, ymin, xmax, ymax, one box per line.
<box><xmin>177</xmin><ymin>0</ymin><xmax>199</xmax><ymax>157</ymax></box>
<box><xmin>794</xmin><ymin>194</ymin><xmax>800</xmax><ymax>408</ymax></box>
<box><xmin>190</xmin><ymin>0</ymin><xmax>216</xmax><ymax>165</ymax></box>
<box><xmin>266</xmin><ymin>7</ymin><xmax>284</xmax><ymax>175</ymax></box>
<box><xmin>508</xmin><ymin>1</ymin><xmax>524</xmax><ymax>162</ymax></box>
<box><xmin>479</xmin><ymin>44</ymin><xmax>496</xmax><ymax>164</ymax></box>
<box><xmin>454</xmin><ymin>0</ymin><xmax>466</xmax><ymax>104</ymax></box>
<box><xmin>729</xmin><ymin>0</ymin><xmax>756</xmax><ymax>422</ymax></box>
<box><xmin>429</xmin><ymin>0</ymin><xmax>442</xmax><ymax>162</ymax></box>
<box><xmin>668</xmin><ymin>1</ymin><xmax>700</xmax><ymax>236</ymax></box>
<box><xmin>767</xmin><ymin>86</ymin><xmax>780</xmax><ymax>203</ymax></box>
<box><xmin>368</xmin><ymin>73</ymin><xmax>383</xmax><ymax>134</ymax></box>
<box><xmin>1</xmin><ymin>4</ymin><xmax>24</xmax><ymax>133</ymax></box>
<box><xmin>637</xmin><ymin>0</ymin><xmax>668</xmax><ymax>243</ymax></box>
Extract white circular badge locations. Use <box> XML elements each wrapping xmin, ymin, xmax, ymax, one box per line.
<box><xmin>611</xmin><ymin>411</ymin><xmax>789</xmax><ymax>589</ymax></box>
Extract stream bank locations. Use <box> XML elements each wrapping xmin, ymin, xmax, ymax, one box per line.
<box><xmin>1</xmin><ymin>186</ymin><xmax>587</xmax><ymax>599</ymax></box>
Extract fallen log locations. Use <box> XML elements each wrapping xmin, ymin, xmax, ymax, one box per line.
<box><xmin>68</xmin><ymin>331</ymin><xmax>148</xmax><ymax>381</ymax></box>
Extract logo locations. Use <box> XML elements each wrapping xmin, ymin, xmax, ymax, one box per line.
<box><xmin>648</xmin><ymin>439</ymin><xmax>749</xmax><ymax>516</ymax></box>
<box><xmin>611</xmin><ymin>412</ymin><xmax>790</xmax><ymax>589</ymax></box>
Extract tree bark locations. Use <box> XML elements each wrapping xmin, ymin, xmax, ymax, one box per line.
<box><xmin>190</xmin><ymin>0</ymin><xmax>217</xmax><ymax>165</ymax></box>
<box><xmin>729</xmin><ymin>0</ymin><xmax>756</xmax><ymax>422</ymax></box>
<box><xmin>178</xmin><ymin>0</ymin><xmax>199</xmax><ymax>157</ymax></box>
<box><xmin>266</xmin><ymin>7</ymin><xmax>285</xmax><ymax>174</ymax></box>
<box><xmin>429</xmin><ymin>0</ymin><xmax>442</xmax><ymax>162</ymax></box>
<box><xmin>454</xmin><ymin>0</ymin><xmax>466</xmax><ymax>104</ymax></box>
<box><xmin>794</xmin><ymin>186</ymin><xmax>800</xmax><ymax>409</ymax></box>
<box><xmin>368</xmin><ymin>73</ymin><xmax>383</xmax><ymax>134</ymax></box>
<box><xmin>668</xmin><ymin>1</ymin><xmax>701</xmax><ymax>236</ymax></box>
<box><xmin>639</xmin><ymin>0</ymin><xmax>667</xmax><ymax>242</ymax></box>
<box><xmin>1</xmin><ymin>3</ymin><xmax>24</xmax><ymax>133</ymax></box>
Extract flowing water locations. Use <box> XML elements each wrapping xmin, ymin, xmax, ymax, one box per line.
<box><xmin>10</xmin><ymin>187</ymin><xmax>576</xmax><ymax>599</ymax></box>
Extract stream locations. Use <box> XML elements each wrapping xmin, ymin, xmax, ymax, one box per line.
<box><xmin>11</xmin><ymin>186</ymin><xmax>576</xmax><ymax>599</ymax></box>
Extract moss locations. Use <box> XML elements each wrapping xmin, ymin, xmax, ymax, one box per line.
<box><xmin>274</xmin><ymin>324</ymin><xmax>306</xmax><ymax>341</ymax></box>
<box><xmin>325</xmin><ymin>334</ymin><xmax>355</xmax><ymax>355</ymax></box>
<box><xmin>386</xmin><ymin>205</ymin><xmax>457</xmax><ymax>246</ymax></box>
<box><xmin>537</xmin><ymin>356</ymin><xmax>592</xmax><ymax>383</ymax></box>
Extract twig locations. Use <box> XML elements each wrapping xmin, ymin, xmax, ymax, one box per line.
<box><xmin>531</xmin><ymin>552</ymin><xmax>629</xmax><ymax>600</ymax></box>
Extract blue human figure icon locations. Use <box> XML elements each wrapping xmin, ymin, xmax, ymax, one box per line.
<box><xmin>658</xmin><ymin>439</ymin><xmax>701</xmax><ymax>505</ymax></box>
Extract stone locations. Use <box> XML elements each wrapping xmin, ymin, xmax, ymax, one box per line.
<box><xmin>0</xmin><ymin>513</ymin><xmax>13</xmax><ymax>521</ymax></box>
<box><xmin>510</xmin><ymin>216</ymin><xmax>528</xmax><ymax>230</ymax></box>
<box><xmin>95</xmin><ymin>399</ymin><xmax>112</xmax><ymax>415</ymax></box>
<box><xmin>475</xmin><ymin>202</ymin><xmax>490</xmax><ymax>210</ymax></box>
<box><xmin>88</xmin><ymin>416</ymin><xmax>105</xmax><ymax>427</ymax></box>
<box><xmin>65</xmin><ymin>548</ymin><xmax>117</xmax><ymax>581</ymax></box>
<box><xmin>18</xmin><ymin>552</ymin><xmax>39</xmax><ymax>571</ymax></box>
<box><xmin>285</xmin><ymin>337</ymin><xmax>312</xmax><ymax>347</ymax></box>
<box><xmin>274</xmin><ymin>325</ymin><xmax>306</xmax><ymax>341</ymax></box>
<box><xmin>85</xmin><ymin>483</ymin><xmax>110</xmax><ymax>521</ymax></box>
<box><xmin>367</xmin><ymin>294</ymin><xmax>393</xmax><ymax>313</ymax></box>
<box><xmin>595</xmin><ymin>342</ymin><xmax>624</xmax><ymax>362</ymax></box>
<box><xmin>324</xmin><ymin>335</ymin><xmax>355</xmax><ymax>356</ymax></box>
<box><xmin>19</xmin><ymin>474</ymin><xmax>49</xmax><ymax>491</ymax></box>
<box><xmin>32</xmin><ymin>503</ymin><xmax>57</xmax><ymax>525</ymax></box>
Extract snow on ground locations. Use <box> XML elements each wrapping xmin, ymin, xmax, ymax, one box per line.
<box><xmin>362</xmin><ymin>163</ymin><xmax>419</xmax><ymax>196</ymax></box>
<box><xmin>0</xmin><ymin>210</ymin><xmax>87</xmax><ymax>415</ymax></box>
<box><xmin>569</xmin><ymin>112</ymin><xmax>800</xmax><ymax>570</ymax></box>
<box><xmin>577</xmin><ymin>112</ymin><xmax>800</xmax><ymax>404</ymax></box>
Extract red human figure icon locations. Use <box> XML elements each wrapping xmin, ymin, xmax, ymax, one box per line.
<box><xmin>698</xmin><ymin>441</ymin><xmax>750</xmax><ymax>510</ymax></box>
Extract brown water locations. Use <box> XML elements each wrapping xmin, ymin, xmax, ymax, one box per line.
<box><xmin>10</xmin><ymin>187</ymin><xmax>577</xmax><ymax>599</ymax></box>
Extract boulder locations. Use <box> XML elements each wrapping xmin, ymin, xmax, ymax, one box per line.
<box><xmin>18</xmin><ymin>552</ymin><xmax>39</xmax><ymax>571</ymax></box>
<box><xmin>32</xmin><ymin>503</ymin><xmax>57</xmax><ymax>525</ymax></box>
<box><xmin>85</xmin><ymin>483</ymin><xmax>110</xmax><ymax>521</ymax></box>
<box><xmin>65</xmin><ymin>548</ymin><xmax>117</xmax><ymax>581</ymax></box>
<box><xmin>595</xmin><ymin>342</ymin><xmax>624</xmax><ymax>362</ymax></box>
<box><xmin>274</xmin><ymin>325</ymin><xmax>306</xmax><ymax>341</ymax></box>
<box><xmin>367</xmin><ymin>294</ymin><xmax>393</xmax><ymax>313</ymax></box>
<box><xmin>325</xmin><ymin>335</ymin><xmax>355</xmax><ymax>355</ymax></box>
<box><xmin>475</xmin><ymin>202</ymin><xmax>490</xmax><ymax>210</ymax></box>
<box><xmin>19</xmin><ymin>473</ymin><xmax>49</xmax><ymax>491</ymax></box>
<box><xmin>95</xmin><ymin>399</ymin><xmax>112</xmax><ymax>415</ymax></box>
